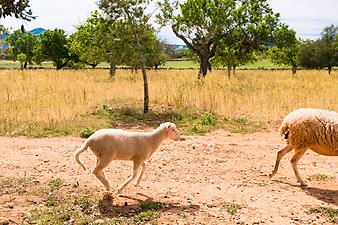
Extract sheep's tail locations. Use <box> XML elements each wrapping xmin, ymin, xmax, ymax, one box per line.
<box><xmin>279</xmin><ymin>120</ymin><xmax>290</xmax><ymax>140</ymax></box>
<box><xmin>74</xmin><ymin>140</ymin><xmax>90</xmax><ymax>171</ymax></box>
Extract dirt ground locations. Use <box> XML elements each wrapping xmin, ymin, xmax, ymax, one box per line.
<box><xmin>0</xmin><ymin>130</ymin><xmax>337</xmax><ymax>224</ymax></box>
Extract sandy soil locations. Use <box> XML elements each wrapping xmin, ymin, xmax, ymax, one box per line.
<box><xmin>0</xmin><ymin>130</ymin><xmax>337</xmax><ymax>224</ymax></box>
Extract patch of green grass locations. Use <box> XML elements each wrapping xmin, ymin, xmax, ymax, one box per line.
<box><xmin>133</xmin><ymin>210</ymin><xmax>158</xmax><ymax>223</ymax></box>
<box><xmin>225</xmin><ymin>202</ymin><xmax>241</xmax><ymax>216</ymax></box>
<box><xmin>309</xmin><ymin>173</ymin><xmax>331</xmax><ymax>181</ymax></box>
<box><xmin>80</xmin><ymin>127</ymin><xmax>95</xmax><ymax>138</ymax></box>
<box><xmin>223</xmin><ymin>116</ymin><xmax>265</xmax><ymax>133</ymax></box>
<box><xmin>140</xmin><ymin>202</ymin><xmax>164</xmax><ymax>210</ymax></box>
<box><xmin>78</xmin><ymin>195</ymin><xmax>93</xmax><ymax>212</ymax></box>
<box><xmin>48</xmin><ymin>178</ymin><xmax>63</xmax><ymax>190</ymax></box>
<box><xmin>0</xmin><ymin>176</ymin><xmax>32</xmax><ymax>195</ymax></box>
<box><xmin>309</xmin><ymin>206</ymin><xmax>338</xmax><ymax>222</ymax></box>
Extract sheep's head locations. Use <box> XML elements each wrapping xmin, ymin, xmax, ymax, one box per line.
<box><xmin>161</xmin><ymin>122</ymin><xmax>180</xmax><ymax>141</ymax></box>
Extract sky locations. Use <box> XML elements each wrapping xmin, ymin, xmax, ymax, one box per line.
<box><xmin>1</xmin><ymin>0</ymin><xmax>337</xmax><ymax>44</ymax></box>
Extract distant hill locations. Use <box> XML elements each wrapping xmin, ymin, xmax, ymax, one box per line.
<box><xmin>1</xmin><ymin>28</ymin><xmax>46</xmax><ymax>51</ymax></box>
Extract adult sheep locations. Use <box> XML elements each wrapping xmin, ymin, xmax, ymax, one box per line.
<box><xmin>75</xmin><ymin>122</ymin><xmax>180</xmax><ymax>193</ymax></box>
<box><xmin>269</xmin><ymin>108</ymin><xmax>338</xmax><ymax>186</ymax></box>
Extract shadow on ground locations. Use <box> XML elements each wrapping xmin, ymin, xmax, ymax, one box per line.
<box><xmin>97</xmin><ymin>192</ymin><xmax>200</xmax><ymax>218</ymax></box>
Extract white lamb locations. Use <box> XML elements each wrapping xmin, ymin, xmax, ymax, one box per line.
<box><xmin>269</xmin><ymin>108</ymin><xmax>338</xmax><ymax>186</ymax></box>
<box><xmin>75</xmin><ymin>122</ymin><xmax>180</xmax><ymax>193</ymax></box>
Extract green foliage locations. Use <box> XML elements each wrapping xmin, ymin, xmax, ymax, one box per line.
<box><xmin>6</xmin><ymin>29</ymin><xmax>41</xmax><ymax>68</ymax></box>
<box><xmin>133</xmin><ymin>210</ymin><xmax>157</xmax><ymax>223</ymax></box>
<box><xmin>69</xmin><ymin>11</ymin><xmax>105</xmax><ymax>68</ymax></box>
<box><xmin>17</xmin><ymin>52</ymin><xmax>27</xmax><ymax>68</ymax></box>
<box><xmin>158</xmin><ymin>0</ymin><xmax>281</xmax><ymax>77</ymax></box>
<box><xmin>40</xmin><ymin>28</ymin><xmax>78</xmax><ymax>69</ymax></box>
<box><xmin>226</xmin><ymin>202</ymin><xmax>241</xmax><ymax>215</ymax></box>
<box><xmin>309</xmin><ymin>173</ymin><xmax>331</xmax><ymax>181</ymax></box>
<box><xmin>140</xmin><ymin>202</ymin><xmax>164</xmax><ymax>211</ymax></box>
<box><xmin>298</xmin><ymin>25</ymin><xmax>338</xmax><ymax>73</ymax></box>
<box><xmin>80</xmin><ymin>127</ymin><xmax>95</xmax><ymax>138</ymax></box>
<box><xmin>200</xmin><ymin>112</ymin><xmax>217</xmax><ymax>126</ymax></box>
<box><xmin>267</xmin><ymin>24</ymin><xmax>299</xmax><ymax>73</ymax></box>
<box><xmin>48</xmin><ymin>177</ymin><xmax>63</xmax><ymax>190</ymax></box>
<box><xmin>0</xmin><ymin>0</ymin><xmax>35</xmax><ymax>21</ymax></box>
<box><xmin>309</xmin><ymin>206</ymin><xmax>338</xmax><ymax>222</ymax></box>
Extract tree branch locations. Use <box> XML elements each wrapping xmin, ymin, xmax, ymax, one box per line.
<box><xmin>172</xmin><ymin>24</ymin><xmax>201</xmax><ymax>57</ymax></box>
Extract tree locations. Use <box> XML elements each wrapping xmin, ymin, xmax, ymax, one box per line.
<box><xmin>319</xmin><ymin>25</ymin><xmax>338</xmax><ymax>74</ymax></box>
<box><xmin>69</xmin><ymin>11</ymin><xmax>105</xmax><ymax>69</ymax></box>
<box><xmin>158</xmin><ymin>0</ymin><xmax>280</xmax><ymax>78</ymax></box>
<box><xmin>211</xmin><ymin>28</ymin><xmax>259</xmax><ymax>78</ymax></box>
<box><xmin>40</xmin><ymin>28</ymin><xmax>77</xmax><ymax>69</ymax></box>
<box><xmin>6</xmin><ymin>29</ymin><xmax>41</xmax><ymax>68</ymax></box>
<box><xmin>99</xmin><ymin>0</ymin><xmax>161</xmax><ymax>113</ymax></box>
<box><xmin>267</xmin><ymin>25</ymin><xmax>299</xmax><ymax>74</ymax></box>
<box><xmin>298</xmin><ymin>25</ymin><xmax>338</xmax><ymax>74</ymax></box>
<box><xmin>0</xmin><ymin>0</ymin><xmax>35</xmax><ymax>21</ymax></box>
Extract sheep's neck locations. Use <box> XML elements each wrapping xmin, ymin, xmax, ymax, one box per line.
<box><xmin>147</xmin><ymin>128</ymin><xmax>167</xmax><ymax>155</ymax></box>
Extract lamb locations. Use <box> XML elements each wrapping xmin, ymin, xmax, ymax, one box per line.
<box><xmin>74</xmin><ymin>122</ymin><xmax>180</xmax><ymax>193</ymax></box>
<box><xmin>269</xmin><ymin>108</ymin><xmax>338</xmax><ymax>186</ymax></box>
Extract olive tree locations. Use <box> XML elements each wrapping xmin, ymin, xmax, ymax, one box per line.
<box><xmin>158</xmin><ymin>0</ymin><xmax>281</xmax><ymax>78</ymax></box>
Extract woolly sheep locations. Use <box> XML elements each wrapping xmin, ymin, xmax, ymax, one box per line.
<box><xmin>269</xmin><ymin>108</ymin><xmax>338</xmax><ymax>186</ymax></box>
<box><xmin>75</xmin><ymin>122</ymin><xmax>180</xmax><ymax>193</ymax></box>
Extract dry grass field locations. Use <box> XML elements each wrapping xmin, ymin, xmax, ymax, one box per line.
<box><xmin>0</xmin><ymin>69</ymin><xmax>337</xmax><ymax>136</ymax></box>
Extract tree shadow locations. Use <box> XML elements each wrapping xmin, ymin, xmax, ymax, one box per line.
<box><xmin>97</xmin><ymin>192</ymin><xmax>200</xmax><ymax>219</ymax></box>
<box><xmin>273</xmin><ymin>180</ymin><xmax>337</xmax><ymax>206</ymax></box>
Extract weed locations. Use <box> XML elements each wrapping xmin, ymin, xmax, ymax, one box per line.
<box><xmin>48</xmin><ymin>178</ymin><xmax>63</xmax><ymax>190</ymax></box>
<box><xmin>133</xmin><ymin>210</ymin><xmax>157</xmax><ymax>223</ymax></box>
<box><xmin>80</xmin><ymin>127</ymin><xmax>95</xmax><ymax>138</ymax></box>
<box><xmin>190</xmin><ymin>124</ymin><xmax>206</xmax><ymax>134</ymax></box>
<box><xmin>226</xmin><ymin>202</ymin><xmax>241</xmax><ymax>216</ymax></box>
<box><xmin>0</xmin><ymin>176</ymin><xmax>32</xmax><ymax>195</ymax></box>
<box><xmin>309</xmin><ymin>173</ymin><xmax>331</xmax><ymax>181</ymax></box>
<box><xmin>45</xmin><ymin>197</ymin><xmax>58</xmax><ymax>207</ymax></box>
<box><xmin>140</xmin><ymin>202</ymin><xmax>163</xmax><ymax>210</ymax></box>
<box><xmin>200</xmin><ymin>112</ymin><xmax>217</xmax><ymax>126</ymax></box>
<box><xmin>309</xmin><ymin>206</ymin><xmax>338</xmax><ymax>222</ymax></box>
<box><xmin>78</xmin><ymin>195</ymin><xmax>93</xmax><ymax>212</ymax></box>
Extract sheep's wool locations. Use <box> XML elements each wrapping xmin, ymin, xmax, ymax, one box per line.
<box><xmin>279</xmin><ymin>108</ymin><xmax>338</xmax><ymax>151</ymax></box>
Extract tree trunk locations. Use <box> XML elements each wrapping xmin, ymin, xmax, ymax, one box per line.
<box><xmin>227</xmin><ymin>65</ymin><xmax>231</xmax><ymax>79</ymax></box>
<box><xmin>89</xmin><ymin>63</ymin><xmax>97</xmax><ymax>68</ymax></box>
<box><xmin>328</xmin><ymin>66</ymin><xmax>332</xmax><ymax>74</ymax></box>
<box><xmin>232</xmin><ymin>65</ymin><xmax>236</xmax><ymax>77</ymax></box>
<box><xmin>208</xmin><ymin>62</ymin><xmax>212</xmax><ymax>72</ymax></box>
<box><xmin>198</xmin><ymin>57</ymin><xmax>208</xmax><ymax>79</ymax></box>
<box><xmin>142</xmin><ymin>67</ymin><xmax>149</xmax><ymax>113</ymax></box>
<box><xmin>109</xmin><ymin>63</ymin><xmax>116</xmax><ymax>78</ymax></box>
<box><xmin>291</xmin><ymin>64</ymin><xmax>297</xmax><ymax>74</ymax></box>
<box><xmin>23</xmin><ymin>61</ymin><xmax>27</xmax><ymax>69</ymax></box>
<box><xmin>56</xmin><ymin>63</ymin><xmax>62</xmax><ymax>70</ymax></box>
<box><xmin>154</xmin><ymin>63</ymin><xmax>159</xmax><ymax>70</ymax></box>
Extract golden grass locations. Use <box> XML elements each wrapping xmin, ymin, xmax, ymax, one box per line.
<box><xmin>0</xmin><ymin>69</ymin><xmax>337</xmax><ymax>135</ymax></box>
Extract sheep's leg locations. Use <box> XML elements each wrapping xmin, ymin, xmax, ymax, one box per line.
<box><xmin>290</xmin><ymin>148</ymin><xmax>307</xmax><ymax>186</ymax></box>
<box><xmin>269</xmin><ymin>145</ymin><xmax>293</xmax><ymax>179</ymax></box>
<box><xmin>117</xmin><ymin>160</ymin><xmax>142</xmax><ymax>194</ymax></box>
<box><xmin>92</xmin><ymin>157</ymin><xmax>113</xmax><ymax>191</ymax></box>
<box><xmin>134</xmin><ymin>162</ymin><xmax>146</xmax><ymax>187</ymax></box>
